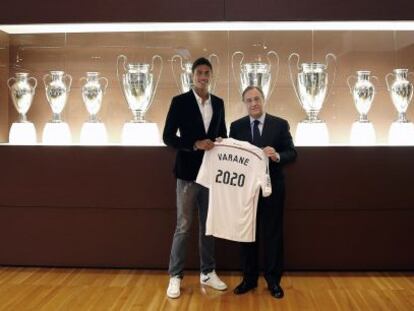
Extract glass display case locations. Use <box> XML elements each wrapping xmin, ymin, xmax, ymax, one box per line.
<box><xmin>0</xmin><ymin>21</ymin><xmax>413</xmax><ymax>145</ymax></box>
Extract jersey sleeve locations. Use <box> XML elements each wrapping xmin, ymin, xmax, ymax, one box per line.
<box><xmin>196</xmin><ymin>150</ymin><xmax>211</xmax><ymax>188</ymax></box>
<box><xmin>260</xmin><ymin>155</ymin><xmax>272</xmax><ymax>197</ymax></box>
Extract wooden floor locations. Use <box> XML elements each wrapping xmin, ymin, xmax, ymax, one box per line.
<box><xmin>0</xmin><ymin>268</ymin><xmax>413</xmax><ymax>311</ymax></box>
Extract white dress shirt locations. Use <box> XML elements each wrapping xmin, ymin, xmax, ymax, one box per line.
<box><xmin>193</xmin><ymin>89</ymin><xmax>213</xmax><ymax>133</ymax></box>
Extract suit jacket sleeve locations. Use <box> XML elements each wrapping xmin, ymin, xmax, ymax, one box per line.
<box><xmin>162</xmin><ymin>97</ymin><xmax>193</xmax><ymax>151</ymax></box>
<box><xmin>278</xmin><ymin>120</ymin><xmax>297</xmax><ymax>165</ymax></box>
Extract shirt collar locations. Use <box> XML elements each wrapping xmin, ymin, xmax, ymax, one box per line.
<box><xmin>192</xmin><ymin>88</ymin><xmax>211</xmax><ymax>105</ymax></box>
<box><xmin>249</xmin><ymin>113</ymin><xmax>266</xmax><ymax>125</ymax></box>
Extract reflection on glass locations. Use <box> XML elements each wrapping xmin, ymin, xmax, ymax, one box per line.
<box><xmin>388</xmin><ymin>122</ymin><xmax>414</xmax><ymax>145</ymax></box>
<box><xmin>295</xmin><ymin>122</ymin><xmax>329</xmax><ymax>146</ymax></box>
<box><xmin>350</xmin><ymin>122</ymin><xmax>376</xmax><ymax>145</ymax></box>
<box><xmin>121</xmin><ymin>123</ymin><xmax>162</xmax><ymax>146</ymax></box>
<box><xmin>42</xmin><ymin>122</ymin><xmax>71</xmax><ymax>145</ymax></box>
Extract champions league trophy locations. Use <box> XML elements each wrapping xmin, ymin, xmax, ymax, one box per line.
<box><xmin>347</xmin><ymin>71</ymin><xmax>378</xmax><ymax>145</ymax></box>
<box><xmin>79</xmin><ymin>72</ymin><xmax>109</xmax><ymax>144</ymax></box>
<box><xmin>171</xmin><ymin>54</ymin><xmax>219</xmax><ymax>94</ymax></box>
<box><xmin>231</xmin><ymin>50</ymin><xmax>279</xmax><ymax>100</ymax></box>
<box><xmin>288</xmin><ymin>53</ymin><xmax>336</xmax><ymax>145</ymax></box>
<box><xmin>117</xmin><ymin>54</ymin><xmax>163</xmax><ymax>145</ymax></box>
<box><xmin>386</xmin><ymin>68</ymin><xmax>414</xmax><ymax>145</ymax></box>
<box><xmin>7</xmin><ymin>73</ymin><xmax>37</xmax><ymax>144</ymax></box>
<box><xmin>42</xmin><ymin>70</ymin><xmax>72</xmax><ymax>144</ymax></box>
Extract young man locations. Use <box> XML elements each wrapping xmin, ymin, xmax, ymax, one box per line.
<box><xmin>163</xmin><ymin>57</ymin><xmax>228</xmax><ymax>299</ymax></box>
<box><xmin>229</xmin><ymin>86</ymin><xmax>297</xmax><ymax>299</ymax></box>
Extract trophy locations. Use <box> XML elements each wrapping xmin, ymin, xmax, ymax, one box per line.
<box><xmin>117</xmin><ymin>54</ymin><xmax>163</xmax><ymax>123</ymax></box>
<box><xmin>386</xmin><ymin>68</ymin><xmax>413</xmax><ymax>123</ymax></box>
<box><xmin>347</xmin><ymin>71</ymin><xmax>377</xmax><ymax>123</ymax></box>
<box><xmin>7</xmin><ymin>72</ymin><xmax>37</xmax><ymax>144</ymax></box>
<box><xmin>79</xmin><ymin>72</ymin><xmax>109</xmax><ymax>144</ymax></box>
<box><xmin>347</xmin><ymin>71</ymin><xmax>378</xmax><ymax>145</ymax></box>
<box><xmin>386</xmin><ymin>69</ymin><xmax>414</xmax><ymax>145</ymax></box>
<box><xmin>43</xmin><ymin>70</ymin><xmax>72</xmax><ymax>122</ymax></box>
<box><xmin>232</xmin><ymin>50</ymin><xmax>279</xmax><ymax>100</ymax></box>
<box><xmin>42</xmin><ymin>70</ymin><xmax>72</xmax><ymax>144</ymax></box>
<box><xmin>288</xmin><ymin>53</ymin><xmax>336</xmax><ymax>145</ymax></box>
<box><xmin>171</xmin><ymin>54</ymin><xmax>219</xmax><ymax>94</ymax></box>
<box><xmin>80</xmin><ymin>72</ymin><xmax>108</xmax><ymax>122</ymax></box>
<box><xmin>117</xmin><ymin>55</ymin><xmax>163</xmax><ymax>145</ymax></box>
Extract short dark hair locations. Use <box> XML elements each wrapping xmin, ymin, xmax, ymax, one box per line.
<box><xmin>242</xmin><ymin>86</ymin><xmax>265</xmax><ymax>101</ymax></box>
<box><xmin>192</xmin><ymin>57</ymin><xmax>213</xmax><ymax>73</ymax></box>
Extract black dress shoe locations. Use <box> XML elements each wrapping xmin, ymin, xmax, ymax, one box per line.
<box><xmin>233</xmin><ymin>280</ymin><xmax>257</xmax><ymax>295</ymax></box>
<box><xmin>269</xmin><ymin>283</ymin><xmax>284</xmax><ymax>299</ymax></box>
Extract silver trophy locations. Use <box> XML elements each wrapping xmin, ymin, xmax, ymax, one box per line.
<box><xmin>232</xmin><ymin>51</ymin><xmax>279</xmax><ymax>100</ymax></box>
<box><xmin>347</xmin><ymin>71</ymin><xmax>378</xmax><ymax>122</ymax></box>
<box><xmin>386</xmin><ymin>69</ymin><xmax>414</xmax><ymax>123</ymax></box>
<box><xmin>117</xmin><ymin>54</ymin><xmax>163</xmax><ymax>122</ymax></box>
<box><xmin>80</xmin><ymin>72</ymin><xmax>108</xmax><ymax>122</ymax></box>
<box><xmin>43</xmin><ymin>70</ymin><xmax>72</xmax><ymax>122</ymax></box>
<box><xmin>288</xmin><ymin>53</ymin><xmax>336</xmax><ymax>123</ymax></box>
<box><xmin>171</xmin><ymin>54</ymin><xmax>219</xmax><ymax>94</ymax></box>
<box><xmin>7</xmin><ymin>72</ymin><xmax>37</xmax><ymax>123</ymax></box>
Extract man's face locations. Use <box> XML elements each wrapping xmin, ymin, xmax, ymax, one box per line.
<box><xmin>192</xmin><ymin>64</ymin><xmax>212</xmax><ymax>91</ymax></box>
<box><xmin>243</xmin><ymin>88</ymin><xmax>265</xmax><ymax>119</ymax></box>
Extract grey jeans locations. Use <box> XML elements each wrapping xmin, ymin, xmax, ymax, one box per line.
<box><xmin>168</xmin><ymin>179</ymin><xmax>215</xmax><ymax>277</ymax></box>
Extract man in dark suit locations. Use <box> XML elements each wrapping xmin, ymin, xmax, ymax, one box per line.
<box><xmin>230</xmin><ymin>86</ymin><xmax>297</xmax><ymax>299</ymax></box>
<box><xmin>163</xmin><ymin>57</ymin><xmax>228</xmax><ymax>299</ymax></box>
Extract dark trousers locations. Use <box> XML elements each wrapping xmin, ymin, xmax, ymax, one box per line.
<box><xmin>240</xmin><ymin>183</ymin><xmax>285</xmax><ymax>286</ymax></box>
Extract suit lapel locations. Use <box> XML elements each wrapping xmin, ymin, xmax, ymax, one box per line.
<box><xmin>188</xmin><ymin>91</ymin><xmax>207</xmax><ymax>135</ymax></box>
<box><xmin>261</xmin><ymin>114</ymin><xmax>274</xmax><ymax>147</ymax></box>
<box><xmin>207</xmin><ymin>96</ymin><xmax>218</xmax><ymax>137</ymax></box>
<box><xmin>242</xmin><ymin>116</ymin><xmax>253</xmax><ymax>143</ymax></box>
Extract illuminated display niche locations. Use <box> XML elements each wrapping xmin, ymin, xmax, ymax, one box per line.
<box><xmin>1</xmin><ymin>21</ymin><xmax>414</xmax><ymax>146</ymax></box>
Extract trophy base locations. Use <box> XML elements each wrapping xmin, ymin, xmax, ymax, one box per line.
<box><xmin>388</xmin><ymin>121</ymin><xmax>414</xmax><ymax>145</ymax></box>
<box><xmin>121</xmin><ymin>122</ymin><xmax>162</xmax><ymax>146</ymax></box>
<box><xmin>80</xmin><ymin>122</ymin><xmax>108</xmax><ymax>145</ymax></box>
<box><xmin>295</xmin><ymin>121</ymin><xmax>329</xmax><ymax>146</ymax></box>
<box><xmin>350</xmin><ymin>121</ymin><xmax>376</xmax><ymax>145</ymax></box>
<box><xmin>9</xmin><ymin>122</ymin><xmax>37</xmax><ymax>145</ymax></box>
<box><xmin>42</xmin><ymin>122</ymin><xmax>72</xmax><ymax>145</ymax></box>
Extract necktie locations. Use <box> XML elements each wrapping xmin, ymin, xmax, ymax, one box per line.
<box><xmin>252</xmin><ymin>119</ymin><xmax>261</xmax><ymax>147</ymax></box>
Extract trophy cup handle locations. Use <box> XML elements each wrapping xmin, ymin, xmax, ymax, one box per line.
<box><xmin>65</xmin><ymin>74</ymin><xmax>73</xmax><ymax>92</ymax></box>
<box><xmin>149</xmin><ymin>54</ymin><xmax>163</xmax><ymax>107</ymax></box>
<box><xmin>371</xmin><ymin>75</ymin><xmax>379</xmax><ymax>92</ymax></box>
<box><xmin>208</xmin><ymin>53</ymin><xmax>220</xmax><ymax>94</ymax></box>
<box><xmin>171</xmin><ymin>54</ymin><xmax>183</xmax><ymax>93</ymax></box>
<box><xmin>28</xmin><ymin>76</ymin><xmax>38</xmax><ymax>90</ymax></box>
<box><xmin>346</xmin><ymin>75</ymin><xmax>356</xmax><ymax>94</ymax></box>
<box><xmin>99</xmin><ymin>77</ymin><xmax>109</xmax><ymax>94</ymax></box>
<box><xmin>7</xmin><ymin>77</ymin><xmax>16</xmax><ymax>90</ymax></box>
<box><xmin>117</xmin><ymin>54</ymin><xmax>127</xmax><ymax>85</ymax></box>
<box><xmin>231</xmin><ymin>51</ymin><xmax>244</xmax><ymax>95</ymax></box>
<box><xmin>266</xmin><ymin>50</ymin><xmax>279</xmax><ymax>100</ymax></box>
<box><xmin>408</xmin><ymin>71</ymin><xmax>414</xmax><ymax>83</ymax></box>
<box><xmin>42</xmin><ymin>73</ymin><xmax>51</xmax><ymax>88</ymax></box>
<box><xmin>288</xmin><ymin>53</ymin><xmax>302</xmax><ymax>106</ymax></box>
<box><xmin>385</xmin><ymin>72</ymin><xmax>393</xmax><ymax>91</ymax></box>
<box><xmin>324</xmin><ymin>53</ymin><xmax>337</xmax><ymax>102</ymax></box>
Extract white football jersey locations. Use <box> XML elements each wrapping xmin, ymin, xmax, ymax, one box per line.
<box><xmin>196</xmin><ymin>138</ymin><xmax>271</xmax><ymax>242</ymax></box>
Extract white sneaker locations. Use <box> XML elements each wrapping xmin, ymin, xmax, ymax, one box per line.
<box><xmin>167</xmin><ymin>276</ymin><xmax>181</xmax><ymax>298</ymax></box>
<box><xmin>200</xmin><ymin>270</ymin><xmax>227</xmax><ymax>290</ymax></box>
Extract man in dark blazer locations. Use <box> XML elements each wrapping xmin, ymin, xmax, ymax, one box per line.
<box><xmin>230</xmin><ymin>86</ymin><xmax>297</xmax><ymax>299</ymax></box>
<box><xmin>163</xmin><ymin>57</ymin><xmax>228</xmax><ymax>299</ymax></box>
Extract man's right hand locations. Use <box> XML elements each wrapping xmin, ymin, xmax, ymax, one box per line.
<box><xmin>195</xmin><ymin>139</ymin><xmax>215</xmax><ymax>150</ymax></box>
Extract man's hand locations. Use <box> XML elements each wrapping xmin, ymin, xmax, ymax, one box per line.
<box><xmin>263</xmin><ymin>146</ymin><xmax>280</xmax><ymax>162</ymax></box>
<box><xmin>195</xmin><ymin>139</ymin><xmax>215</xmax><ymax>150</ymax></box>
